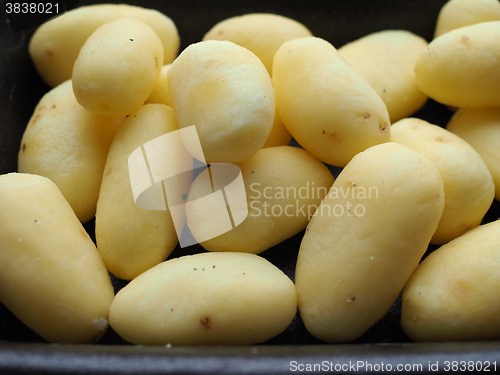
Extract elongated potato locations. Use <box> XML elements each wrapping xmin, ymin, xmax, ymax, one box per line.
<box><xmin>186</xmin><ymin>146</ymin><xmax>334</xmax><ymax>254</ymax></box>
<box><xmin>339</xmin><ymin>30</ymin><xmax>428</xmax><ymax>122</ymax></box>
<box><xmin>29</xmin><ymin>3</ymin><xmax>179</xmax><ymax>87</ymax></box>
<box><xmin>295</xmin><ymin>142</ymin><xmax>445</xmax><ymax>343</ymax></box>
<box><xmin>446</xmin><ymin>107</ymin><xmax>500</xmax><ymax>200</ymax></box>
<box><xmin>391</xmin><ymin>117</ymin><xmax>494</xmax><ymax>244</ymax></box>
<box><xmin>415</xmin><ymin>21</ymin><xmax>500</xmax><ymax>108</ymax></box>
<box><xmin>96</xmin><ymin>104</ymin><xmax>179</xmax><ymax>280</ymax></box>
<box><xmin>109</xmin><ymin>252</ymin><xmax>297</xmax><ymax>345</ymax></box>
<box><xmin>402</xmin><ymin>219</ymin><xmax>500</xmax><ymax>341</ymax></box>
<box><xmin>72</xmin><ymin>18</ymin><xmax>164</xmax><ymax>117</ymax></box>
<box><xmin>18</xmin><ymin>80</ymin><xmax>124</xmax><ymax>223</ymax></box>
<box><xmin>202</xmin><ymin>13</ymin><xmax>313</xmax><ymax>75</ymax></box>
<box><xmin>168</xmin><ymin>40</ymin><xmax>275</xmax><ymax>163</ymax></box>
<box><xmin>0</xmin><ymin>173</ymin><xmax>114</xmax><ymax>343</ymax></box>
<box><xmin>434</xmin><ymin>0</ymin><xmax>500</xmax><ymax>38</ymax></box>
<box><xmin>273</xmin><ymin>37</ymin><xmax>391</xmax><ymax>167</ymax></box>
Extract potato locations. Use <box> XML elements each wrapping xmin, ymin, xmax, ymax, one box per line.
<box><xmin>262</xmin><ymin>108</ymin><xmax>292</xmax><ymax>148</ymax></box>
<box><xmin>295</xmin><ymin>142</ymin><xmax>445</xmax><ymax>343</ymax></box>
<box><xmin>401</xmin><ymin>219</ymin><xmax>500</xmax><ymax>341</ymax></box>
<box><xmin>96</xmin><ymin>104</ymin><xmax>179</xmax><ymax>280</ymax></box>
<box><xmin>168</xmin><ymin>40</ymin><xmax>275</xmax><ymax>163</ymax></box>
<box><xmin>202</xmin><ymin>13</ymin><xmax>313</xmax><ymax>75</ymax></box>
<box><xmin>414</xmin><ymin>21</ymin><xmax>500</xmax><ymax>108</ymax></box>
<box><xmin>447</xmin><ymin>108</ymin><xmax>500</xmax><ymax>200</ymax></box>
<box><xmin>145</xmin><ymin>64</ymin><xmax>172</xmax><ymax>107</ymax></box>
<box><xmin>72</xmin><ymin>17</ymin><xmax>164</xmax><ymax>117</ymax></box>
<box><xmin>339</xmin><ymin>30</ymin><xmax>428</xmax><ymax>122</ymax></box>
<box><xmin>29</xmin><ymin>3</ymin><xmax>179</xmax><ymax>87</ymax></box>
<box><xmin>17</xmin><ymin>80</ymin><xmax>124</xmax><ymax>223</ymax></box>
<box><xmin>0</xmin><ymin>173</ymin><xmax>114</xmax><ymax>343</ymax></box>
<box><xmin>272</xmin><ymin>37</ymin><xmax>391</xmax><ymax>167</ymax></box>
<box><xmin>109</xmin><ymin>252</ymin><xmax>297</xmax><ymax>345</ymax></box>
<box><xmin>186</xmin><ymin>146</ymin><xmax>334</xmax><ymax>254</ymax></box>
<box><xmin>434</xmin><ymin>0</ymin><xmax>500</xmax><ymax>38</ymax></box>
<box><xmin>391</xmin><ymin>117</ymin><xmax>494</xmax><ymax>244</ymax></box>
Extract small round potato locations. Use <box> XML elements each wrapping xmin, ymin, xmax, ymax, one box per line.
<box><xmin>186</xmin><ymin>146</ymin><xmax>334</xmax><ymax>254</ymax></box>
<box><xmin>434</xmin><ymin>0</ymin><xmax>500</xmax><ymax>38</ymax></box>
<box><xmin>391</xmin><ymin>118</ymin><xmax>494</xmax><ymax>244</ymax></box>
<box><xmin>446</xmin><ymin>107</ymin><xmax>500</xmax><ymax>200</ymax></box>
<box><xmin>339</xmin><ymin>30</ymin><xmax>428</xmax><ymax>122</ymax></box>
<box><xmin>72</xmin><ymin>17</ymin><xmax>164</xmax><ymax>117</ymax></box>
<box><xmin>202</xmin><ymin>13</ymin><xmax>313</xmax><ymax>75</ymax></box>
<box><xmin>109</xmin><ymin>252</ymin><xmax>297</xmax><ymax>345</ymax></box>
<box><xmin>402</xmin><ymin>219</ymin><xmax>500</xmax><ymax>342</ymax></box>
<box><xmin>273</xmin><ymin>37</ymin><xmax>391</xmax><ymax>167</ymax></box>
<box><xmin>29</xmin><ymin>3</ymin><xmax>179</xmax><ymax>87</ymax></box>
<box><xmin>96</xmin><ymin>104</ymin><xmax>179</xmax><ymax>280</ymax></box>
<box><xmin>415</xmin><ymin>21</ymin><xmax>500</xmax><ymax>108</ymax></box>
<box><xmin>18</xmin><ymin>80</ymin><xmax>124</xmax><ymax>223</ymax></box>
<box><xmin>295</xmin><ymin>142</ymin><xmax>445</xmax><ymax>343</ymax></box>
<box><xmin>0</xmin><ymin>173</ymin><xmax>114</xmax><ymax>344</ymax></box>
<box><xmin>168</xmin><ymin>40</ymin><xmax>275</xmax><ymax>163</ymax></box>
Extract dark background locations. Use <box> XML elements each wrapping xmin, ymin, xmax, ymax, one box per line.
<box><xmin>1</xmin><ymin>0</ymin><xmax>500</xmax><ymax>374</ymax></box>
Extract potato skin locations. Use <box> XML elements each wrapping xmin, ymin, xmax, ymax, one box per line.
<box><xmin>168</xmin><ymin>40</ymin><xmax>275</xmax><ymax>163</ymax></box>
<box><xmin>203</xmin><ymin>13</ymin><xmax>313</xmax><ymax>75</ymax></box>
<box><xmin>401</xmin><ymin>220</ymin><xmax>500</xmax><ymax>342</ymax></box>
<box><xmin>295</xmin><ymin>142</ymin><xmax>444</xmax><ymax>343</ymax></box>
<box><xmin>339</xmin><ymin>30</ymin><xmax>428</xmax><ymax>122</ymax></box>
<box><xmin>109</xmin><ymin>252</ymin><xmax>297</xmax><ymax>345</ymax></box>
<box><xmin>29</xmin><ymin>3</ymin><xmax>179</xmax><ymax>87</ymax></box>
<box><xmin>18</xmin><ymin>80</ymin><xmax>123</xmax><ymax>223</ymax></box>
<box><xmin>415</xmin><ymin>21</ymin><xmax>500</xmax><ymax>108</ymax></box>
<box><xmin>391</xmin><ymin>117</ymin><xmax>494</xmax><ymax>244</ymax></box>
<box><xmin>446</xmin><ymin>107</ymin><xmax>500</xmax><ymax>200</ymax></box>
<box><xmin>0</xmin><ymin>173</ymin><xmax>114</xmax><ymax>343</ymax></box>
<box><xmin>95</xmin><ymin>104</ymin><xmax>179</xmax><ymax>280</ymax></box>
<box><xmin>434</xmin><ymin>0</ymin><xmax>500</xmax><ymax>38</ymax></box>
<box><xmin>272</xmin><ymin>37</ymin><xmax>391</xmax><ymax>167</ymax></box>
<box><xmin>72</xmin><ymin>17</ymin><xmax>164</xmax><ymax>117</ymax></box>
<box><xmin>187</xmin><ymin>146</ymin><xmax>334</xmax><ymax>254</ymax></box>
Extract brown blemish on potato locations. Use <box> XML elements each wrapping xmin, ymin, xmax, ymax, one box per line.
<box><xmin>363</xmin><ymin>112</ymin><xmax>371</xmax><ymax>119</ymax></box>
<box><xmin>435</xmin><ymin>136</ymin><xmax>445</xmax><ymax>142</ymax></box>
<box><xmin>155</xmin><ymin>56</ymin><xmax>159</xmax><ymax>69</ymax></box>
<box><xmin>346</xmin><ymin>294</ymin><xmax>356</xmax><ymax>303</ymax></box>
<box><xmin>200</xmin><ymin>316</ymin><xmax>210</xmax><ymax>329</ymax></box>
<box><xmin>322</xmin><ymin>131</ymin><xmax>343</xmax><ymax>142</ymax></box>
<box><xmin>347</xmin><ymin>180</ymin><xmax>356</xmax><ymax>188</ymax></box>
<box><xmin>22</xmin><ymin>143</ymin><xmax>26</xmax><ymax>152</ymax></box>
<box><xmin>217</xmin><ymin>29</ymin><xmax>224</xmax><ymax>36</ymax></box>
<box><xmin>460</xmin><ymin>35</ymin><xmax>470</xmax><ymax>44</ymax></box>
<box><xmin>80</xmin><ymin>229</ymin><xmax>89</xmax><ymax>239</ymax></box>
<box><xmin>45</xmin><ymin>49</ymin><xmax>53</xmax><ymax>58</ymax></box>
<box><xmin>379</xmin><ymin>122</ymin><xmax>388</xmax><ymax>132</ymax></box>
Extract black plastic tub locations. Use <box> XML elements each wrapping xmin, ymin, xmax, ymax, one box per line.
<box><xmin>1</xmin><ymin>0</ymin><xmax>500</xmax><ymax>373</ymax></box>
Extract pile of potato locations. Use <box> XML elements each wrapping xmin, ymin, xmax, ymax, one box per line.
<box><xmin>1</xmin><ymin>0</ymin><xmax>500</xmax><ymax>345</ymax></box>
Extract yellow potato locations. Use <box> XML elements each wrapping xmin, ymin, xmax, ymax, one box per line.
<box><xmin>391</xmin><ymin>117</ymin><xmax>494</xmax><ymax>244</ymax></box>
<box><xmin>29</xmin><ymin>3</ymin><xmax>179</xmax><ymax>87</ymax></box>
<box><xmin>415</xmin><ymin>21</ymin><xmax>500</xmax><ymax>108</ymax></box>
<box><xmin>339</xmin><ymin>30</ymin><xmax>428</xmax><ymax>122</ymax></box>
<box><xmin>145</xmin><ymin>64</ymin><xmax>172</xmax><ymax>107</ymax></box>
<box><xmin>109</xmin><ymin>252</ymin><xmax>297</xmax><ymax>345</ymax></box>
<box><xmin>446</xmin><ymin>107</ymin><xmax>500</xmax><ymax>200</ymax></box>
<box><xmin>202</xmin><ymin>13</ymin><xmax>313</xmax><ymax>75</ymax></box>
<box><xmin>262</xmin><ymin>108</ymin><xmax>292</xmax><ymax>148</ymax></box>
<box><xmin>272</xmin><ymin>37</ymin><xmax>391</xmax><ymax>167</ymax></box>
<box><xmin>72</xmin><ymin>17</ymin><xmax>163</xmax><ymax>117</ymax></box>
<box><xmin>186</xmin><ymin>146</ymin><xmax>334</xmax><ymax>254</ymax></box>
<box><xmin>434</xmin><ymin>0</ymin><xmax>500</xmax><ymax>38</ymax></box>
<box><xmin>0</xmin><ymin>173</ymin><xmax>114</xmax><ymax>343</ymax></box>
<box><xmin>402</xmin><ymin>219</ymin><xmax>500</xmax><ymax>341</ymax></box>
<box><xmin>96</xmin><ymin>104</ymin><xmax>179</xmax><ymax>280</ymax></box>
<box><xmin>168</xmin><ymin>40</ymin><xmax>275</xmax><ymax>163</ymax></box>
<box><xmin>17</xmin><ymin>80</ymin><xmax>124</xmax><ymax>223</ymax></box>
<box><xmin>295</xmin><ymin>142</ymin><xmax>445</xmax><ymax>343</ymax></box>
